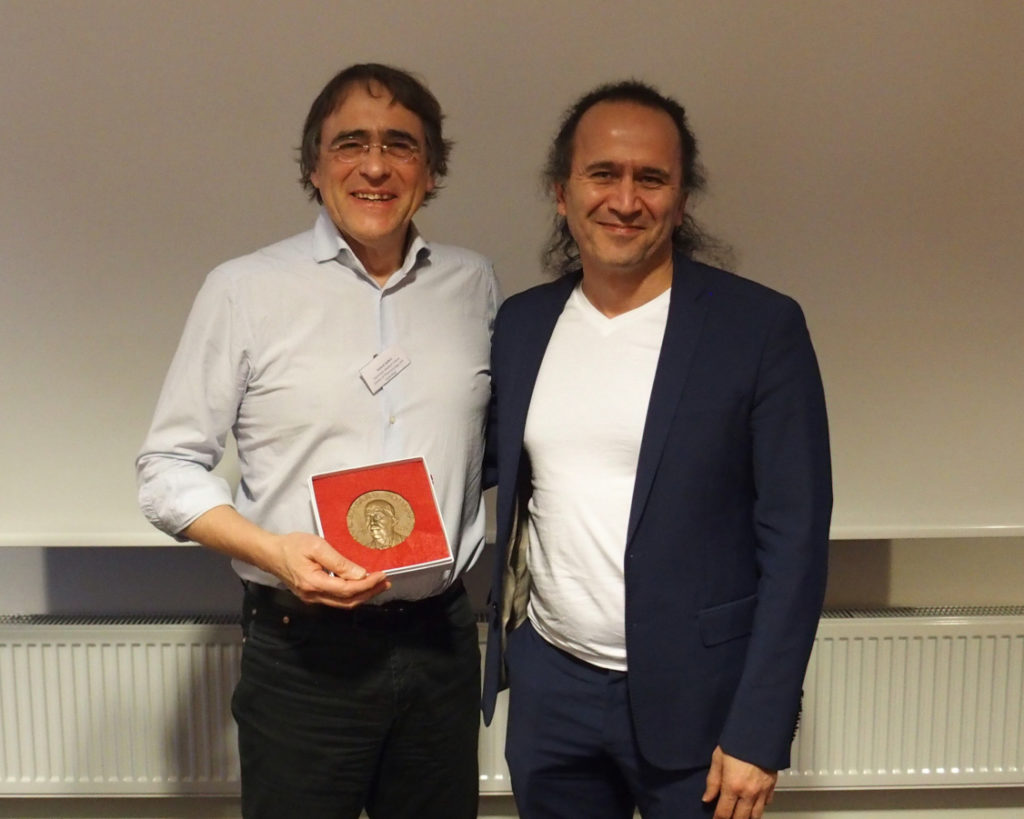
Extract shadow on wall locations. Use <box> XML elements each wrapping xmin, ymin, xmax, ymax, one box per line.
<box><xmin>40</xmin><ymin>539</ymin><xmax>907</xmax><ymax>618</ymax></box>
<box><xmin>823</xmin><ymin>539</ymin><xmax>892</xmax><ymax>609</ymax></box>
<box><xmin>44</xmin><ymin>546</ymin><xmax>242</xmax><ymax>615</ymax></box>
<box><xmin>41</xmin><ymin>541</ymin><xmax>500</xmax><ymax>618</ymax></box>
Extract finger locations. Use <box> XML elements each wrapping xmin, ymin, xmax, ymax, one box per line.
<box><xmin>291</xmin><ymin>569</ymin><xmax>387</xmax><ymax>603</ymax></box>
<box><xmin>332</xmin><ymin>578</ymin><xmax>392</xmax><ymax>608</ymax></box>
<box><xmin>307</xmin><ymin>577</ymin><xmax>391</xmax><ymax>609</ymax></box>
<box><xmin>712</xmin><ymin>791</ymin><xmax>736</xmax><ymax>819</ymax></box>
<box><xmin>703</xmin><ymin>762</ymin><xmax>722</xmax><ymax>802</ymax></box>
<box><xmin>751</xmin><ymin>790</ymin><xmax>769</xmax><ymax>819</ymax></box>
<box><xmin>320</xmin><ymin>570</ymin><xmax>389</xmax><ymax>598</ymax></box>
<box><xmin>732</xmin><ymin>793</ymin><xmax>753</xmax><ymax>819</ymax></box>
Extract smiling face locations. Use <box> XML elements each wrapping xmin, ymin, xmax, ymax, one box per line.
<box><xmin>556</xmin><ymin>100</ymin><xmax>687</xmax><ymax>283</ymax></box>
<box><xmin>310</xmin><ymin>83</ymin><xmax>435</xmax><ymax>276</ymax></box>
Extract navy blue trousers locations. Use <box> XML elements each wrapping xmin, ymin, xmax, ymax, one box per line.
<box><xmin>232</xmin><ymin>583</ymin><xmax>480</xmax><ymax>819</ymax></box>
<box><xmin>505</xmin><ymin>619</ymin><xmax>714</xmax><ymax>819</ymax></box>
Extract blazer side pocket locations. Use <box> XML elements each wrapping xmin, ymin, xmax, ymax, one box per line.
<box><xmin>698</xmin><ymin>592</ymin><xmax>757</xmax><ymax>646</ymax></box>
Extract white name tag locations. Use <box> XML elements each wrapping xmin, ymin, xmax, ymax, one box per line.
<box><xmin>359</xmin><ymin>346</ymin><xmax>411</xmax><ymax>394</ymax></box>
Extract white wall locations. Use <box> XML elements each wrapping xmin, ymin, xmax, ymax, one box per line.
<box><xmin>2</xmin><ymin>0</ymin><xmax>1022</xmax><ymax>545</ymax></box>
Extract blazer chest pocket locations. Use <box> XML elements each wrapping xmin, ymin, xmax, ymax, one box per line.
<box><xmin>698</xmin><ymin>593</ymin><xmax>757</xmax><ymax>647</ymax></box>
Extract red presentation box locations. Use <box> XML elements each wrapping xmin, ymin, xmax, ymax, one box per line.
<box><xmin>308</xmin><ymin>457</ymin><xmax>452</xmax><ymax>577</ymax></box>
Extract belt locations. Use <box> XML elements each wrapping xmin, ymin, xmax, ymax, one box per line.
<box><xmin>243</xmin><ymin>579</ymin><xmax>465</xmax><ymax>627</ymax></box>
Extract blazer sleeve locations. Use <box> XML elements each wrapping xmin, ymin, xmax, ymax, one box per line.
<box><xmin>717</xmin><ymin>297</ymin><xmax>832</xmax><ymax>769</ymax></box>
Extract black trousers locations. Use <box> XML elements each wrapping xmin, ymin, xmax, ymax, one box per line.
<box><xmin>233</xmin><ymin>582</ymin><xmax>480</xmax><ymax>819</ymax></box>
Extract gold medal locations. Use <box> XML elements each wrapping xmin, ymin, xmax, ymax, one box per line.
<box><xmin>346</xmin><ymin>490</ymin><xmax>416</xmax><ymax>550</ymax></box>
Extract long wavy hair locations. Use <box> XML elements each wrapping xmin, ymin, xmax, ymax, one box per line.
<box><xmin>541</xmin><ymin>80</ymin><xmax>729</xmax><ymax>275</ymax></box>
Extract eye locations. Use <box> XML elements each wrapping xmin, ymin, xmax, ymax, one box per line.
<box><xmin>384</xmin><ymin>140</ymin><xmax>417</xmax><ymax>160</ymax></box>
<box><xmin>330</xmin><ymin>139</ymin><xmax>368</xmax><ymax>160</ymax></box>
<box><xmin>638</xmin><ymin>175</ymin><xmax>667</xmax><ymax>189</ymax></box>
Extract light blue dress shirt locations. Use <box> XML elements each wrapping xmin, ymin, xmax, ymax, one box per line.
<box><xmin>137</xmin><ymin>209</ymin><xmax>499</xmax><ymax>599</ymax></box>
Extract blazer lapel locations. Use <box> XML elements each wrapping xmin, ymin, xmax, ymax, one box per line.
<box><xmin>500</xmin><ymin>273</ymin><xmax>579</xmax><ymax>472</ymax></box>
<box><xmin>626</xmin><ymin>257</ymin><xmax>711</xmax><ymax>542</ymax></box>
<box><xmin>497</xmin><ymin>273</ymin><xmax>577</xmax><ymax>652</ymax></box>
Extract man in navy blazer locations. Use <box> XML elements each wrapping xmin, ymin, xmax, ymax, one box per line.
<box><xmin>481</xmin><ymin>81</ymin><xmax>832</xmax><ymax>819</ymax></box>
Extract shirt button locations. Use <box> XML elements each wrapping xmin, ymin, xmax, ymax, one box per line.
<box><xmin>389</xmin><ymin>416</ymin><xmax>396</xmax><ymax>425</ymax></box>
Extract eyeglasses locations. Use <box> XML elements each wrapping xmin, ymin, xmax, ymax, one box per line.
<box><xmin>326</xmin><ymin>139</ymin><xmax>422</xmax><ymax>164</ymax></box>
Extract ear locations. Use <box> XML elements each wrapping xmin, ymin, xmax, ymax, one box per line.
<box><xmin>555</xmin><ymin>183</ymin><xmax>567</xmax><ymax>217</ymax></box>
<box><xmin>426</xmin><ymin>172</ymin><xmax>436</xmax><ymax>195</ymax></box>
<box><xmin>674</xmin><ymin>193</ymin><xmax>688</xmax><ymax>227</ymax></box>
<box><xmin>310</xmin><ymin>168</ymin><xmax>322</xmax><ymax>194</ymax></box>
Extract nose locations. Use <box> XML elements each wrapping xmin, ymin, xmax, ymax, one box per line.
<box><xmin>608</xmin><ymin>176</ymin><xmax>641</xmax><ymax>217</ymax></box>
<box><xmin>358</xmin><ymin>145</ymin><xmax>391</xmax><ymax>179</ymax></box>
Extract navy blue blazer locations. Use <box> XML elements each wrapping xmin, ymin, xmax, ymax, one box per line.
<box><xmin>481</xmin><ymin>255</ymin><xmax>832</xmax><ymax>771</ymax></box>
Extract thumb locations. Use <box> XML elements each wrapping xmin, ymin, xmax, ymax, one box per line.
<box><xmin>703</xmin><ymin>752</ymin><xmax>722</xmax><ymax>802</ymax></box>
<box><xmin>314</xmin><ymin>539</ymin><xmax>369</xmax><ymax>580</ymax></box>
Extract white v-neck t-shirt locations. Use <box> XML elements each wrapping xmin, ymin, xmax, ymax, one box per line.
<box><xmin>524</xmin><ymin>283</ymin><xmax>670</xmax><ymax>670</ymax></box>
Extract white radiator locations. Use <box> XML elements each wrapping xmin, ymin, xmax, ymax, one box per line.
<box><xmin>1</xmin><ymin>609</ymin><xmax>1022</xmax><ymax>796</ymax></box>
<box><xmin>786</xmin><ymin>606</ymin><xmax>1024</xmax><ymax>789</ymax></box>
<box><xmin>0</xmin><ymin>616</ymin><xmax>242</xmax><ymax>795</ymax></box>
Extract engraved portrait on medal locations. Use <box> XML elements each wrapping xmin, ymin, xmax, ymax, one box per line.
<box><xmin>347</xmin><ymin>490</ymin><xmax>416</xmax><ymax>550</ymax></box>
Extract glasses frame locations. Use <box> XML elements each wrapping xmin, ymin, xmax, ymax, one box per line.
<box><xmin>326</xmin><ymin>140</ymin><xmax>422</xmax><ymax>164</ymax></box>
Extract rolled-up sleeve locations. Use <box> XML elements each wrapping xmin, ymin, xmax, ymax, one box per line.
<box><xmin>136</xmin><ymin>267</ymin><xmax>250</xmax><ymax>538</ymax></box>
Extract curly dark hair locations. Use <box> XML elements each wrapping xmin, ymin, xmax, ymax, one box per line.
<box><xmin>298</xmin><ymin>63</ymin><xmax>451</xmax><ymax>205</ymax></box>
<box><xmin>542</xmin><ymin>80</ymin><xmax>728</xmax><ymax>275</ymax></box>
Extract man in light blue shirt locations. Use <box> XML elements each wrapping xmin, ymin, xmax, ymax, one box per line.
<box><xmin>137</xmin><ymin>63</ymin><xmax>499</xmax><ymax>819</ymax></box>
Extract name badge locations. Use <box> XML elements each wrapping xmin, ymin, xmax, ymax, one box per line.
<box><xmin>360</xmin><ymin>346</ymin><xmax>411</xmax><ymax>394</ymax></box>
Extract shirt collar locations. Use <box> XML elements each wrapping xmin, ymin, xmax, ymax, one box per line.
<box><xmin>312</xmin><ymin>208</ymin><xmax>430</xmax><ymax>287</ymax></box>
